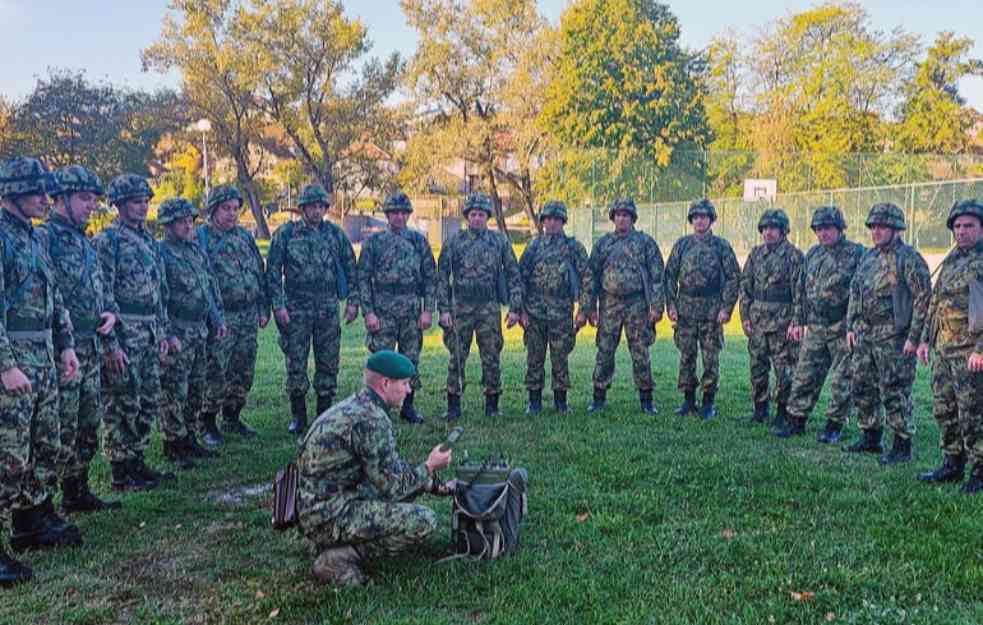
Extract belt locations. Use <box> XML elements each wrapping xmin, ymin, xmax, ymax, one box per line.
<box><xmin>6</xmin><ymin>315</ymin><xmax>50</xmax><ymax>332</ymax></box>
<box><xmin>605</xmin><ymin>289</ymin><xmax>644</xmax><ymax>302</ymax></box>
<box><xmin>680</xmin><ymin>285</ymin><xmax>721</xmax><ymax>298</ymax></box>
<box><xmin>811</xmin><ymin>301</ymin><xmax>848</xmax><ymax>325</ymax></box>
<box><xmin>456</xmin><ymin>284</ymin><xmax>494</xmax><ymax>304</ymax></box>
<box><xmin>223</xmin><ymin>299</ymin><xmax>255</xmax><ymax>313</ymax></box>
<box><xmin>287</xmin><ymin>279</ymin><xmax>331</xmax><ymax>293</ymax></box>
<box><xmin>119</xmin><ymin>302</ymin><xmax>156</xmax><ymax>316</ymax></box>
<box><xmin>72</xmin><ymin>314</ymin><xmax>100</xmax><ymax>334</ymax></box>
<box><xmin>753</xmin><ymin>287</ymin><xmax>793</xmax><ymax>304</ymax></box>
<box><xmin>119</xmin><ymin>313</ymin><xmax>156</xmax><ymax>323</ymax></box>
<box><xmin>375</xmin><ymin>283</ymin><xmax>418</xmax><ymax>296</ymax></box>
<box><xmin>168</xmin><ymin>306</ymin><xmax>208</xmax><ymax>323</ymax></box>
<box><xmin>7</xmin><ymin>329</ymin><xmax>52</xmax><ymax>342</ymax></box>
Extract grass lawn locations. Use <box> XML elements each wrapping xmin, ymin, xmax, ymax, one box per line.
<box><xmin>2</xmin><ymin>318</ymin><xmax>981</xmax><ymax>625</ymax></box>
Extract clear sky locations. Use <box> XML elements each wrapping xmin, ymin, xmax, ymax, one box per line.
<box><xmin>2</xmin><ymin>0</ymin><xmax>981</xmax><ymax>110</ymax></box>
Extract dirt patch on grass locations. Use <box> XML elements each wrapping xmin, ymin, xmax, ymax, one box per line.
<box><xmin>206</xmin><ymin>482</ymin><xmax>271</xmax><ymax>507</ymax></box>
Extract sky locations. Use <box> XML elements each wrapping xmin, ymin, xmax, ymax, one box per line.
<box><xmin>1</xmin><ymin>0</ymin><xmax>981</xmax><ymax>110</ymax></box>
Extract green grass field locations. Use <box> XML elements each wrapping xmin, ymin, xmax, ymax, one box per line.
<box><xmin>2</xmin><ymin>320</ymin><xmax>981</xmax><ymax>625</ymax></box>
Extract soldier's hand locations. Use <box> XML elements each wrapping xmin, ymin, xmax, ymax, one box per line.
<box><xmin>159</xmin><ymin>339</ymin><xmax>170</xmax><ymax>358</ymax></box>
<box><xmin>1</xmin><ymin>366</ymin><xmax>32</xmax><ymax>395</ymax></box>
<box><xmin>258</xmin><ymin>315</ymin><xmax>270</xmax><ymax>329</ymax></box>
<box><xmin>903</xmin><ymin>340</ymin><xmax>917</xmax><ymax>358</ymax></box>
<box><xmin>344</xmin><ymin>304</ymin><xmax>358</xmax><ymax>325</ymax></box>
<box><xmin>505</xmin><ymin>312</ymin><xmax>519</xmax><ymax>329</ymax></box>
<box><xmin>439</xmin><ymin>312</ymin><xmax>453</xmax><ymax>329</ymax></box>
<box><xmin>968</xmin><ymin>352</ymin><xmax>983</xmax><ymax>372</ymax></box>
<box><xmin>742</xmin><ymin>320</ymin><xmax>753</xmax><ymax>336</ymax></box>
<box><xmin>106</xmin><ymin>348</ymin><xmax>129</xmax><ymax>374</ymax></box>
<box><xmin>575</xmin><ymin>312</ymin><xmax>588</xmax><ymax>331</ymax></box>
<box><xmin>364</xmin><ymin>312</ymin><xmax>381</xmax><ymax>333</ymax></box>
<box><xmin>418</xmin><ymin>310</ymin><xmax>433</xmax><ymax>331</ymax></box>
<box><xmin>274</xmin><ymin>308</ymin><xmax>290</xmax><ymax>327</ymax></box>
<box><xmin>60</xmin><ymin>349</ymin><xmax>80</xmax><ymax>382</ymax></box>
<box><xmin>216</xmin><ymin>324</ymin><xmax>229</xmax><ymax>340</ymax></box>
<box><xmin>648</xmin><ymin>307</ymin><xmax>662</xmax><ymax>324</ymax></box>
<box><xmin>96</xmin><ymin>312</ymin><xmax>117</xmax><ymax>336</ymax></box>
<box><xmin>846</xmin><ymin>331</ymin><xmax>858</xmax><ymax>350</ymax></box>
<box><xmin>916</xmin><ymin>342</ymin><xmax>930</xmax><ymax>365</ymax></box>
<box><xmin>520</xmin><ymin>312</ymin><xmax>530</xmax><ymax>329</ymax></box>
<box><xmin>433</xmin><ymin>479</ymin><xmax>458</xmax><ymax>496</ymax></box>
<box><xmin>425</xmin><ymin>444</ymin><xmax>453</xmax><ymax>473</ymax></box>
<box><xmin>169</xmin><ymin>336</ymin><xmax>182</xmax><ymax>353</ymax></box>
<box><xmin>667</xmin><ymin>307</ymin><xmax>678</xmax><ymax>323</ymax></box>
<box><xmin>589</xmin><ymin>311</ymin><xmax>599</xmax><ymax>327</ymax></box>
<box><xmin>717</xmin><ymin>310</ymin><xmax>731</xmax><ymax>324</ymax></box>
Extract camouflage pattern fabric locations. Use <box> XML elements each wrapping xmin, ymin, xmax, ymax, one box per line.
<box><xmin>595</xmin><ymin>296</ymin><xmax>657</xmax><ymax>391</ymax></box>
<box><xmin>672</xmin><ymin>320</ymin><xmax>723</xmax><ymax>394</ymax></box>
<box><xmin>357</xmin><ymin>226</ymin><xmax>436</xmax><ymax>389</ymax></box>
<box><xmin>160</xmin><ymin>333</ymin><xmax>209</xmax><ymax>441</ymax></box>
<box><xmin>277</xmin><ymin>310</ymin><xmax>342</xmax><ymax>399</ymax></box>
<box><xmin>441</xmin><ymin>302</ymin><xmax>504</xmax><ymax>395</ymax></box>
<box><xmin>930</xmin><ymin>354</ymin><xmax>983</xmax><ymax>463</ymax></box>
<box><xmin>523</xmin><ymin>315</ymin><xmax>576</xmax><ymax>392</ymax></box>
<box><xmin>739</xmin><ymin>238</ymin><xmax>805</xmax><ymax>404</ymax></box>
<box><xmin>297</xmin><ymin>387</ymin><xmax>436</xmax><ymax>557</ymax></box>
<box><xmin>51</xmin><ymin>342</ymin><xmax>101</xmax><ymax>481</ymax></box>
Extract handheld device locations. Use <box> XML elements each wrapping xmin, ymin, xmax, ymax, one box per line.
<box><xmin>440</xmin><ymin>427</ymin><xmax>464</xmax><ymax>452</ymax></box>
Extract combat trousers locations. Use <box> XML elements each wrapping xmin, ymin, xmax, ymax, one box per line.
<box><xmin>747</xmin><ymin>329</ymin><xmax>799</xmax><ymax>405</ymax></box>
<box><xmin>524</xmin><ymin>313</ymin><xmax>576</xmax><ymax>392</ymax></box>
<box><xmin>442</xmin><ymin>302</ymin><xmax>503</xmax><ymax>395</ymax></box>
<box><xmin>102</xmin><ymin>320</ymin><xmax>161</xmax><ymax>462</ymax></box>
<box><xmin>853</xmin><ymin>327</ymin><xmax>916</xmax><ymax>439</ymax></box>
<box><xmin>302</xmin><ymin>499</ymin><xmax>438</xmax><ymax>560</ymax></box>
<box><xmin>278</xmin><ymin>306</ymin><xmax>341</xmax><ymax>399</ymax></box>
<box><xmin>205</xmin><ymin>307</ymin><xmax>260</xmax><ymax>414</ymax></box>
<box><xmin>931</xmin><ymin>351</ymin><xmax>983</xmax><ymax>463</ymax></box>
<box><xmin>592</xmin><ymin>295</ymin><xmax>653</xmax><ymax>391</ymax></box>
<box><xmin>43</xmin><ymin>338</ymin><xmax>101</xmax><ymax>483</ymax></box>
<box><xmin>366</xmin><ymin>312</ymin><xmax>424</xmax><ymax>390</ymax></box>
<box><xmin>160</xmin><ymin>329</ymin><xmax>208</xmax><ymax>442</ymax></box>
<box><xmin>673</xmin><ymin>317</ymin><xmax>722</xmax><ymax>395</ymax></box>
<box><xmin>785</xmin><ymin>321</ymin><xmax>853</xmax><ymax>424</ymax></box>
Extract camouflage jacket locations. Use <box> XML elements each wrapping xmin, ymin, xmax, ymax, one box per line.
<box><xmin>519</xmin><ymin>232</ymin><xmax>592</xmax><ymax>321</ymax></box>
<box><xmin>93</xmin><ymin>219</ymin><xmax>169</xmax><ymax>341</ymax></box>
<box><xmin>266</xmin><ymin>219</ymin><xmax>359</xmax><ymax>312</ymax></box>
<box><xmin>196</xmin><ymin>223</ymin><xmax>269</xmax><ymax>318</ymax></box>
<box><xmin>436</xmin><ymin>227</ymin><xmax>523</xmax><ymax>314</ymax></box>
<box><xmin>588</xmin><ymin>229</ymin><xmax>664</xmax><ymax>314</ymax></box>
<box><xmin>795</xmin><ymin>237</ymin><xmax>865</xmax><ymax>327</ymax></box>
<box><xmin>739</xmin><ymin>238</ymin><xmax>805</xmax><ymax>333</ymax></box>
<box><xmin>921</xmin><ymin>241</ymin><xmax>983</xmax><ymax>356</ymax></box>
<box><xmin>297</xmin><ymin>386</ymin><xmax>432</xmax><ymax>527</ymax></box>
<box><xmin>38</xmin><ymin>213</ymin><xmax>119</xmax><ymax>352</ymax></box>
<box><xmin>848</xmin><ymin>237</ymin><xmax>932</xmax><ymax>343</ymax></box>
<box><xmin>357</xmin><ymin>226</ymin><xmax>436</xmax><ymax>319</ymax></box>
<box><xmin>665</xmin><ymin>232</ymin><xmax>740</xmax><ymax>322</ymax></box>
<box><xmin>0</xmin><ymin>209</ymin><xmax>74</xmax><ymax>370</ymax></box>
<box><xmin>159</xmin><ymin>237</ymin><xmax>224</xmax><ymax>342</ymax></box>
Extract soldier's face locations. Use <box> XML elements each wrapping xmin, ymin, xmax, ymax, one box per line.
<box><xmin>542</xmin><ymin>216</ymin><xmax>564</xmax><ymax>235</ymax></box>
<box><xmin>813</xmin><ymin>225</ymin><xmax>841</xmax><ymax>247</ymax></box>
<box><xmin>62</xmin><ymin>191</ymin><xmax>99</xmax><ymax>226</ymax></box>
<box><xmin>212</xmin><ymin>200</ymin><xmax>240</xmax><ymax>231</ymax></box>
<box><xmin>121</xmin><ymin>196</ymin><xmax>150</xmax><ymax>224</ymax></box>
<box><xmin>691</xmin><ymin>214</ymin><xmax>711</xmax><ymax>235</ymax></box>
<box><xmin>8</xmin><ymin>192</ymin><xmax>49</xmax><ymax>220</ymax></box>
<box><xmin>612</xmin><ymin>211</ymin><xmax>633</xmax><ymax>233</ymax></box>
<box><xmin>381</xmin><ymin>376</ymin><xmax>412</xmax><ymax>409</ymax></box>
<box><xmin>387</xmin><ymin>210</ymin><xmax>410</xmax><ymax>231</ymax></box>
<box><xmin>761</xmin><ymin>225</ymin><xmax>782</xmax><ymax>245</ymax></box>
<box><xmin>302</xmin><ymin>201</ymin><xmax>327</xmax><ymax>225</ymax></box>
<box><xmin>167</xmin><ymin>216</ymin><xmax>195</xmax><ymax>241</ymax></box>
<box><xmin>869</xmin><ymin>224</ymin><xmax>895</xmax><ymax>248</ymax></box>
<box><xmin>467</xmin><ymin>209</ymin><xmax>489</xmax><ymax>230</ymax></box>
<box><xmin>952</xmin><ymin>215</ymin><xmax>982</xmax><ymax>249</ymax></box>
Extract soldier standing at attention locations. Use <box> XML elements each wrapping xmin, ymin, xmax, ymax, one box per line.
<box><xmin>436</xmin><ymin>192</ymin><xmax>523</xmax><ymax>421</ymax></box>
<box><xmin>586</xmin><ymin>198</ymin><xmax>664</xmax><ymax>415</ymax></box>
<box><xmin>297</xmin><ymin>350</ymin><xmax>454</xmax><ymax>587</ymax></box>
<box><xmin>357</xmin><ymin>192</ymin><xmax>436</xmax><ymax>424</ymax></box>
<box><xmin>774</xmin><ymin>206</ymin><xmax>865</xmax><ymax>441</ymax></box>
<box><xmin>266</xmin><ymin>183</ymin><xmax>359</xmax><ymax>436</ymax></box>
<box><xmin>916</xmin><ymin>199</ymin><xmax>983</xmax><ymax>493</ymax></box>
<box><xmin>518</xmin><ymin>201</ymin><xmax>592</xmax><ymax>415</ymax></box>
<box><xmin>39</xmin><ymin>166</ymin><xmax>121</xmax><ymax>513</ymax></box>
<box><xmin>665</xmin><ymin>199</ymin><xmax>740</xmax><ymax>420</ymax></box>
<box><xmin>0</xmin><ymin>157</ymin><xmax>80</xmax><ymax>587</ymax></box>
<box><xmin>843</xmin><ymin>203</ymin><xmax>931</xmax><ymax>464</ymax></box>
<box><xmin>158</xmin><ymin>198</ymin><xmax>226</xmax><ymax>470</ymax></box>
<box><xmin>95</xmin><ymin>174</ymin><xmax>174</xmax><ymax>492</ymax></box>
<box><xmin>739</xmin><ymin>209</ymin><xmax>804</xmax><ymax>426</ymax></box>
<box><xmin>197</xmin><ymin>185</ymin><xmax>269</xmax><ymax>442</ymax></box>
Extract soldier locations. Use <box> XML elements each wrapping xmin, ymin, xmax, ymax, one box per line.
<box><xmin>357</xmin><ymin>192</ymin><xmax>436</xmax><ymax>424</ymax></box>
<box><xmin>665</xmin><ymin>199</ymin><xmax>740</xmax><ymax>419</ymax></box>
<box><xmin>297</xmin><ymin>350</ymin><xmax>454</xmax><ymax>587</ymax></box>
<box><xmin>843</xmin><ymin>203</ymin><xmax>931</xmax><ymax>464</ymax></box>
<box><xmin>585</xmin><ymin>198</ymin><xmax>664</xmax><ymax>415</ymax></box>
<box><xmin>38</xmin><ymin>166</ymin><xmax>121</xmax><ymax>513</ymax></box>
<box><xmin>95</xmin><ymin>174</ymin><xmax>174</xmax><ymax>491</ymax></box>
<box><xmin>266</xmin><ymin>183</ymin><xmax>358</xmax><ymax>435</ymax></box>
<box><xmin>197</xmin><ymin>185</ymin><xmax>269</xmax><ymax>441</ymax></box>
<box><xmin>518</xmin><ymin>201</ymin><xmax>591</xmax><ymax>415</ymax></box>
<box><xmin>158</xmin><ymin>198</ymin><xmax>226</xmax><ymax>470</ymax></box>
<box><xmin>916</xmin><ymin>199</ymin><xmax>983</xmax><ymax>493</ymax></box>
<box><xmin>0</xmin><ymin>157</ymin><xmax>81</xmax><ymax>586</ymax></box>
<box><xmin>739</xmin><ymin>210</ymin><xmax>804</xmax><ymax>426</ymax></box>
<box><xmin>436</xmin><ymin>192</ymin><xmax>523</xmax><ymax>420</ymax></box>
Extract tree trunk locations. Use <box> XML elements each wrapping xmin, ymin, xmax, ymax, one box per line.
<box><xmin>237</xmin><ymin>158</ymin><xmax>270</xmax><ymax>239</ymax></box>
<box><xmin>486</xmin><ymin>170</ymin><xmax>509</xmax><ymax>237</ymax></box>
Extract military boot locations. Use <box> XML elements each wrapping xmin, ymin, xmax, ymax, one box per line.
<box><xmin>10</xmin><ymin>501</ymin><xmax>83</xmax><ymax>552</ymax></box>
<box><xmin>315</xmin><ymin>394</ymin><xmax>334</xmax><ymax>418</ymax></box>
<box><xmin>312</xmin><ymin>545</ymin><xmax>367</xmax><ymax>587</ymax></box>
<box><xmin>843</xmin><ymin>428</ymin><xmax>883</xmax><ymax>454</ymax></box>
<box><xmin>675</xmin><ymin>391</ymin><xmax>696</xmax><ymax>416</ymax></box>
<box><xmin>960</xmin><ymin>463</ymin><xmax>983</xmax><ymax>495</ymax></box>
<box><xmin>699</xmin><ymin>392</ymin><xmax>717</xmax><ymax>420</ymax></box>
<box><xmin>222</xmin><ymin>403</ymin><xmax>257</xmax><ymax>438</ymax></box>
<box><xmin>485</xmin><ymin>393</ymin><xmax>500</xmax><ymax>417</ymax></box>
<box><xmin>918</xmin><ymin>454</ymin><xmax>966</xmax><ymax>483</ymax></box>
<box><xmin>201</xmin><ymin>411</ymin><xmax>225</xmax><ymax>447</ymax></box>
<box><xmin>639</xmin><ymin>389</ymin><xmax>657</xmax><ymax>415</ymax></box>
<box><xmin>132</xmin><ymin>456</ymin><xmax>175</xmax><ymax>486</ymax></box>
<box><xmin>445</xmin><ymin>393</ymin><xmax>462</xmax><ymax>422</ymax></box>
<box><xmin>288</xmin><ymin>394</ymin><xmax>308</xmax><ymax>434</ymax></box>
<box><xmin>879</xmin><ymin>435</ymin><xmax>913</xmax><ymax>465</ymax></box>
<box><xmin>749</xmin><ymin>401</ymin><xmax>768</xmax><ymax>424</ymax></box>
<box><xmin>816</xmin><ymin>420</ymin><xmax>844</xmax><ymax>445</ymax></box>
<box><xmin>553</xmin><ymin>390</ymin><xmax>568</xmax><ymax>413</ymax></box>
<box><xmin>526</xmin><ymin>390</ymin><xmax>543</xmax><ymax>415</ymax></box>
<box><xmin>772</xmin><ymin>403</ymin><xmax>788</xmax><ymax>430</ymax></box>
<box><xmin>163</xmin><ymin>440</ymin><xmax>197</xmax><ymax>470</ymax></box>
<box><xmin>61</xmin><ymin>473</ymin><xmax>121</xmax><ymax>514</ymax></box>
<box><xmin>0</xmin><ymin>545</ymin><xmax>32</xmax><ymax>587</ymax></box>
<box><xmin>400</xmin><ymin>390</ymin><xmax>424</xmax><ymax>424</ymax></box>
<box><xmin>185</xmin><ymin>433</ymin><xmax>219</xmax><ymax>459</ymax></box>
<box><xmin>110</xmin><ymin>460</ymin><xmax>156</xmax><ymax>492</ymax></box>
<box><xmin>587</xmin><ymin>388</ymin><xmax>607</xmax><ymax>413</ymax></box>
<box><xmin>775</xmin><ymin>416</ymin><xmax>806</xmax><ymax>438</ymax></box>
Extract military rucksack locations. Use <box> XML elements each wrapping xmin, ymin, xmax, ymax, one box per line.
<box><xmin>278</xmin><ymin>220</ymin><xmax>350</xmax><ymax>300</ymax></box>
<box><xmin>446</xmin><ymin>458</ymin><xmax>527</xmax><ymax>560</ymax></box>
<box><xmin>522</xmin><ymin>234</ymin><xmax>581</xmax><ymax>300</ymax></box>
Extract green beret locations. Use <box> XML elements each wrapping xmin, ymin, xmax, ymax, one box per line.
<box><xmin>366</xmin><ymin>350</ymin><xmax>416</xmax><ymax>380</ymax></box>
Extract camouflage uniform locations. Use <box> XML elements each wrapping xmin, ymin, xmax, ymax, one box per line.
<box><xmin>519</xmin><ymin>201</ymin><xmax>592</xmax><ymax>412</ymax></box>
<box><xmin>781</xmin><ymin>207</ymin><xmax>865</xmax><ymax>441</ymax></box>
<box><xmin>739</xmin><ymin>210</ymin><xmax>804</xmax><ymax>423</ymax></box>
<box><xmin>846</xmin><ymin>203</ymin><xmax>931</xmax><ymax>462</ymax></box>
<box><xmin>664</xmin><ymin>200</ymin><xmax>740</xmax><ymax>417</ymax></box>
<box><xmin>436</xmin><ymin>193</ymin><xmax>523</xmax><ymax>418</ymax></box>
<box><xmin>587</xmin><ymin>199</ymin><xmax>664</xmax><ymax>413</ymax></box>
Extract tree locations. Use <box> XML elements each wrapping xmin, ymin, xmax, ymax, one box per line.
<box><xmin>143</xmin><ymin>0</ymin><xmax>272</xmax><ymax>238</ymax></box>
<box><xmin>0</xmin><ymin>96</ymin><xmax>14</xmax><ymax>158</ymax></box>
<box><xmin>704</xmin><ymin>33</ymin><xmax>754</xmax><ymax>197</ymax></box>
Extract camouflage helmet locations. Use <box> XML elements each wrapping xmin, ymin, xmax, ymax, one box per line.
<box><xmin>107</xmin><ymin>174</ymin><xmax>154</xmax><ymax>207</ymax></box>
<box><xmin>865</xmin><ymin>202</ymin><xmax>906</xmax><ymax>231</ymax></box>
<box><xmin>51</xmin><ymin>165</ymin><xmax>104</xmax><ymax>198</ymax></box>
<box><xmin>382</xmin><ymin>191</ymin><xmax>413</xmax><ymax>213</ymax></box>
<box><xmin>810</xmin><ymin>205</ymin><xmax>847</xmax><ymax>231</ymax></box>
<box><xmin>757</xmin><ymin>208</ymin><xmax>790</xmax><ymax>234</ymax></box>
<box><xmin>156</xmin><ymin>198</ymin><xmax>199</xmax><ymax>225</ymax></box>
<box><xmin>607</xmin><ymin>198</ymin><xmax>637</xmax><ymax>222</ymax></box>
<box><xmin>297</xmin><ymin>183</ymin><xmax>331</xmax><ymax>208</ymax></box>
<box><xmin>539</xmin><ymin>200</ymin><xmax>568</xmax><ymax>223</ymax></box>
<box><xmin>687</xmin><ymin>199</ymin><xmax>717</xmax><ymax>223</ymax></box>
<box><xmin>206</xmin><ymin>184</ymin><xmax>243</xmax><ymax>213</ymax></box>
<box><xmin>946</xmin><ymin>198</ymin><xmax>983</xmax><ymax>230</ymax></box>
<box><xmin>0</xmin><ymin>157</ymin><xmax>54</xmax><ymax>198</ymax></box>
<box><xmin>462</xmin><ymin>192</ymin><xmax>493</xmax><ymax>216</ymax></box>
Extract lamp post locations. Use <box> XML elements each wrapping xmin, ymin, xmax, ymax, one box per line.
<box><xmin>196</xmin><ymin>118</ymin><xmax>212</xmax><ymax>198</ymax></box>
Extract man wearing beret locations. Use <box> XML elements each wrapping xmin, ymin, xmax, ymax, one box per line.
<box><xmin>296</xmin><ymin>351</ymin><xmax>454</xmax><ymax>586</ymax></box>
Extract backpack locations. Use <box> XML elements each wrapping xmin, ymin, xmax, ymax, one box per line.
<box><xmin>279</xmin><ymin>221</ymin><xmax>350</xmax><ymax>299</ymax></box>
<box><xmin>447</xmin><ymin>460</ymin><xmax>527</xmax><ymax>560</ymax></box>
<box><xmin>523</xmin><ymin>235</ymin><xmax>581</xmax><ymax>300</ymax></box>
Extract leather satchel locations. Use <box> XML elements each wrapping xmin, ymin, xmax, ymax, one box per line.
<box><xmin>272</xmin><ymin>462</ymin><xmax>299</xmax><ymax>530</ymax></box>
